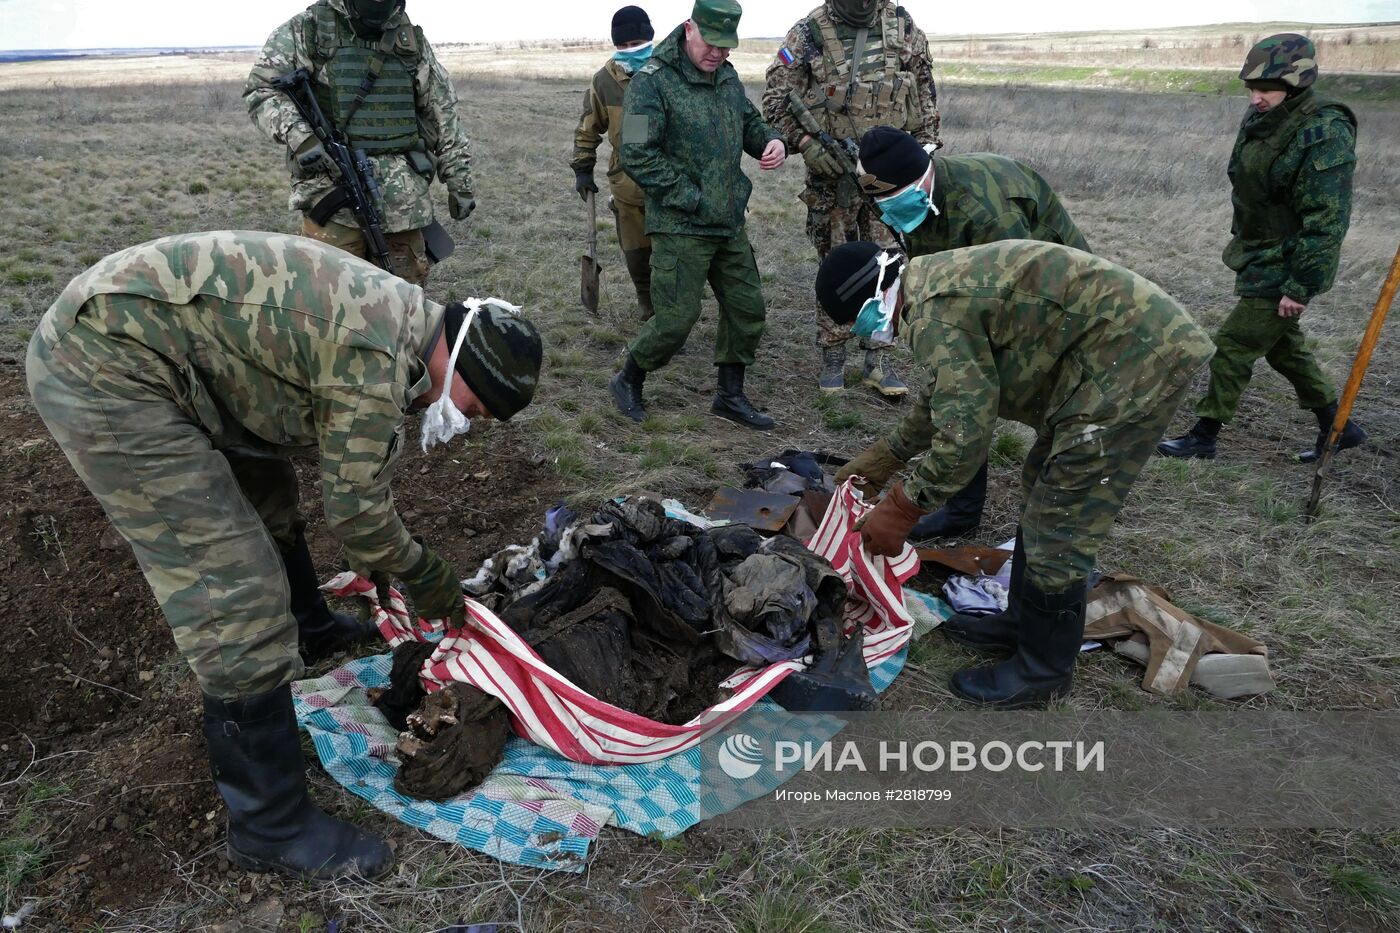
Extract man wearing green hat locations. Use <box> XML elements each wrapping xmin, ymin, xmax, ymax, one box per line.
<box><xmin>1158</xmin><ymin>33</ymin><xmax>1365</xmax><ymax>463</ymax></box>
<box><xmin>26</xmin><ymin>231</ymin><xmax>544</xmax><ymax>881</ymax></box>
<box><xmin>611</xmin><ymin>0</ymin><xmax>788</xmax><ymax>430</ymax></box>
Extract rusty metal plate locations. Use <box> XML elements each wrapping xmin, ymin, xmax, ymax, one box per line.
<box><xmin>914</xmin><ymin>546</ymin><xmax>1012</xmax><ymax>577</ymax></box>
<box><xmin>706</xmin><ymin>487</ymin><xmax>800</xmax><ymax>532</ymax></box>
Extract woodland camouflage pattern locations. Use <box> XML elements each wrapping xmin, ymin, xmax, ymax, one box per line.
<box><xmin>26</xmin><ymin>231</ymin><xmax>439</xmax><ymax>698</ymax></box>
<box><xmin>1240</xmin><ymin>33</ymin><xmax>1318</xmax><ymax>89</ymax></box>
<box><xmin>886</xmin><ymin>241</ymin><xmax>1214</xmax><ymax>590</ymax></box>
<box><xmin>620</xmin><ymin>24</ymin><xmax>779</xmax><ymax>238</ymax></box>
<box><xmin>244</xmin><ymin>0</ymin><xmax>473</xmax><ymax>233</ymax></box>
<box><xmin>907</xmin><ymin>154</ymin><xmax>1090</xmax><ymax>258</ymax></box>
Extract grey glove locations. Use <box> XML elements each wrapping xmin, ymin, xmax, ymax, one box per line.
<box><xmin>575</xmin><ymin>170</ymin><xmax>599</xmax><ymax>200</ymax></box>
<box><xmin>289</xmin><ymin>134</ymin><xmax>328</xmax><ymax>179</ymax></box>
<box><xmin>448</xmin><ymin>191</ymin><xmax>476</xmax><ymax>221</ymax></box>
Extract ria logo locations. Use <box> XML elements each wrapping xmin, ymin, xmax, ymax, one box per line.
<box><xmin>717</xmin><ymin>733</ymin><xmax>764</xmax><ymax>780</ymax></box>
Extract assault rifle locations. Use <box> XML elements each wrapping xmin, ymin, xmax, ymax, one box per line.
<box><xmin>786</xmin><ymin>90</ymin><xmax>907</xmax><ymax>252</ymax></box>
<box><xmin>270</xmin><ymin>68</ymin><xmax>395</xmax><ymax>274</ymax></box>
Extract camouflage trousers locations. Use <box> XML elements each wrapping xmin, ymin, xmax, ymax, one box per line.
<box><xmin>1195</xmin><ymin>296</ymin><xmax>1337</xmax><ymax>422</ymax></box>
<box><xmin>609</xmin><ymin>195</ymin><xmax>652</xmax><ymax>315</ymax></box>
<box><xmin>1019</xmin><ymin>379</ymin><xmax>1197</xmax><ymax>593</ymax></box>
<box><xmin>300</xmin><ymin>216</ymin><xmax>430</xmax><ymax>288</ymax></box>
<box><xmin>26</xmin><ymin>319</ymin><xmax>306</xmax><ymax>700</ymax></box>
<box><xmin>803</xmin><ymin>178</ymin><xmax>900</xmax><ymax>347</ymax></box>
<box><xmin>628</xmin><ymin>229</ymin><xmax>767</xmax><ymax>371</ymax></box>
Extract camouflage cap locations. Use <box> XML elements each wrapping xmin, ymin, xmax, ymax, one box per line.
<box><xmin>446</xmin><ymin>303</ymin><xmax>544</xmax><ymax>421</ymax></box>
<box><xmin>1240</xmin><ymin>33</ymin><xmax>1318</xmax><ymax>90</ymax></box>
<box><xmin>692</xmin><ymin>0</ymin><xmax>742</xmax><ymax>49</ymax></box>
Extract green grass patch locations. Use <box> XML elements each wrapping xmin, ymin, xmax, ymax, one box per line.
<box><xmin>1</xmin><ymin>780</ymin><xmax>69</xmax><ymax>915</ymax></box>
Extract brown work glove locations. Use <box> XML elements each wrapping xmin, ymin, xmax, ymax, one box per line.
<box><xmin>858</xmin><ymin>482</ymin><xmax>925</xmax><ymax>558</ymax></box>
<box><xmin>398</xmin><ymin>544</ymin><xmax>466</xmax><ymax>629</ymax></box>
<box><xmin>834</xmin><ymin>438</ymin><xmax>907</xmax><ymax>496</ymax></box>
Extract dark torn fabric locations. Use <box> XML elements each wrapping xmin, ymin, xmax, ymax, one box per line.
<box><xmin>386</xmin><ymin>496</ymin><xmax>855</xmax><ymax>799</ymax></box>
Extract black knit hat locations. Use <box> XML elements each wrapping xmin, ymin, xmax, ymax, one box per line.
<box><xmin>815</xmin><ymin>242</ymin><xmax>900</xmax><ymax>325</ymax></box>
<box><xmin>857</xmin><ymin>125</ymin><xmax>931</xmax><ymax>196</ymax></box>
<box><xmin>611</xmin><ymin>6</ymin><xmax>654</xmax><ymax>45</ymax></box>
<box><xmin>443</xmin><ymin>302</ymin><xmax>543</xmax><ymax>421</ymax></box>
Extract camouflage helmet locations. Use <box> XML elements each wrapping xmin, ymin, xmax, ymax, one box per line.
<box><xmin>1240</xmin><ymin>33</ymin><xmax>1318</xmax><ymax>91</ymax></box>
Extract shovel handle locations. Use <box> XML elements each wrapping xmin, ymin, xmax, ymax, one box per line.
<box><xmin>586</xmin><ymin>190</ymin><xmax>598</xmax><ymax>259</ymax></box>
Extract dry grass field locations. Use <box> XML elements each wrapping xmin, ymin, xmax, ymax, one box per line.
<box><xmin>1</xmin><ymin>30</ymin><xmax>1399</xmax><ymax>933</ymax></box>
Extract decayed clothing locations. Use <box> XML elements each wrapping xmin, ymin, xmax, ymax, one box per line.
<box><xmin>763</xmin><ymin>1</ymin><xmax>939</xmax><ymax>345</ymax></box>
<box><xmin>887</xmin><ymin>241</ymin><xmax>1215</xmax><ymax>590</ymax></box>
<box><xmin>908</xmin><ymin>154</ymin><xmax>1090</xmax><ymax>258</ymax></box>
<box><xmin>243</xmin><ymin>0</ymin><xmax>474</xmax><ymax>234</ymax></box>
<box><xmin>620</xmin><ymin>24</ymin><xmax>779</xmax><ymax>239</ymax></box>
<box><xmin>26</xmin><ymin>231</ymin><xmax>439</xmax><ymax>698</ymax></box>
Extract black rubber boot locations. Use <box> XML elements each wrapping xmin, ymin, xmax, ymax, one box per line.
<box><xmin>1298</xmin><ymin>401</ymin><xmax>1367</xmax><ymax>463</ymax></box>
<box><xmin>609</xmin><ymin>354</ymin><xmax>648</xmax><ymax>422</ymax></box>
<box><xmin>203</xmin><ymin>685</ymin><xmax>394</xmax><ymax>880</ymax></box>
<box><xmin>949</xmin><ymin>577</ymin><xmax>1086</xmax><ymax>709</ymax></box>
<box><xmin>1156</xmin><ymin>418</ymin><xmax>1221</xmax><ymax>460</ymax></box>
<box><xmin>711</xmin><ymin>364</ymin><xmax>774</xmax><ymax>430</ymax></box>
<box><xmin>623</xmin><ymin>248</ymin><xmax>653</xmax><ymax>321</ymax></box>
<box><xmin>941</xmin><ymin>529</ymin><xmax>1022</xmax><ymax>654</ymax></box>
<box><xmin>910</xmin><ymin>461</ymin><xmax>988</xmax><ymax>540</ymax></box>
<box><xmin>818</xmin><ymin>344</ymin><xmax>846</xmax><ymax>393</ymax></box>
<box><xmin>280</xmin><ymin>530</ymin><xmax>377</xmax><ymax>665</ymax></box>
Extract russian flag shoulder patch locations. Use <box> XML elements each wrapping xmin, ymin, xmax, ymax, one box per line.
<box><xmin>777</xmin><ymin>47</ymin><xmax>795</xmax><ymax>66</ymax></box>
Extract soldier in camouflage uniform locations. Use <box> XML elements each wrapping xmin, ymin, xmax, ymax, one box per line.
<box><xmin>1159</xmin><ymin>34</ymin><xmax>1365</xmax><ymax>463</ymax></box>
<box><xmin>818</xmin><ymin>240</ymin><xmax>1214</xmax><ymax>708</ymax></box>
<box><xmin>762</xmin><ymin>0</ymin><xmax>941</xmax><ymax>396</ymax></box>
<box><xmin>571</xmin><ymin>6</ymin><xmax>656</xmax><ymax>319</ymax></box>
<box><xmin>26</xmin><ymin>231</ymin><xmax>543</xmax><ymax>880</ymax></box>
<box><xmin>244</xmin><ymin>0</ymin><xmax>475</xmax><ymax>288</ymax></box>
<box><xmin>853</xmin><ymin>125</ymin><xmax>1092</xmax><ymax>541</ymax></box>
<box><xmin>609</xmin><ymin>0</ymin><xmax>787</xmax><ymax>430</ymax></box>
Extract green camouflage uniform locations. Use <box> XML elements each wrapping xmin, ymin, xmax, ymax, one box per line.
<box><xmin>620</xmin><ymin>24</ymin><xmax>780</xmax><ymax>370</ymax></box>
<box><xmin>571</xmin><ymin>58</ymin><xmax>652</xmax><ymax>310</ymax></box>
<box><xmin>243</xmin><ymin>0</ymin><xmax>474</xmax><ymax>286</ymax></box>
<box><xmin>1195</xmin><ymin>87</ymin><xmax>1356</xmax><ymax>422</ymax></box>
<box><xmin>26</xmin><ymin>231</ymin><xmax>440</xmax><ymax>699</ymax></box>
<box><xmin>887</xmin><ymin>241</ymin><xmax>1215</xmax><ymax>590</ymax></box>
<box><xmin>907</xmin><ymin>154</ymin><xmax>1090</xmax><ymax>257</ymax></box>
<box><xmin>762</xmin><ymin>1</ymin><xmax>940</xmax><ymax>346</ymax></box>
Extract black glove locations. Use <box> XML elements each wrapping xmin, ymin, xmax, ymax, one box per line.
<box><xmin>398</xmin><ymin>545</ymin><xmax>465</xmax><ymax>628</ymax></box>
<box><xmin>289</xmin><ymin>134</ymin><xmax>328</xmax><ymax>179</ymax></box>
<box><xmin>575</xmin><ymin>169</ymin><xmax>599</xmax><ymax>200</ymax></box>
<box><xmin>448</xmin><ymin>191</ymin><xmax>475</xmax><ymax>221</ymax></box>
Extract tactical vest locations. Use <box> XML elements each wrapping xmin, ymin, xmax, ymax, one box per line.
<box><xmin>307</xmin><ymin>1</ymin><xmax>424</xmax><ymax>155</ymax></box>
<box><xmin>799</xmin><ymin>3</ymin><xmax>916</xmax><ymax>139</ymax></box>
<box><xmin>1228</xmin><ymin>90</ymin><xmax>1356</xmax><ymax>242</ymax></box>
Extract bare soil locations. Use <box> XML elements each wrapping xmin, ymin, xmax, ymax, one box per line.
<box><xmin>0</xmin><ymin>366</ymin><xmax>573</xmax><ymax>928</ymax></box>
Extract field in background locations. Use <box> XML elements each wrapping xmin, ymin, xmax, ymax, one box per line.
<box><xmin>1</xmin><ymin>28</ymin><xmax>1399</xmax><ymax>933</ymax></box>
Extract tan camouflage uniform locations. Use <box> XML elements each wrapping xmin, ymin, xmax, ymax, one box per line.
<box><xmin>243</xmin><ymin>0</ymin><xmax>474</xmax><ymax>287</ymax></box>
<box><xmin>26</xmin><ymin>232</ymin><xmax>440</xmax><ymax>699</ymax></box>
<box><xmin>763</xmin><ymin>0</ymin><xmax>940</xmax><ymax>346</ymax></box>
<box><xmin>571</xmin><ymin>58</ymin><xmax>652</xmax><ymax>314</ymax></box>
<box><xmin>888</xmin><ymin>241</ymin><xmax>1215</xmax><ymax>590</ymax></box>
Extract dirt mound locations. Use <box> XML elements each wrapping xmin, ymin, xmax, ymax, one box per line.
<box><xmin>0</xmin><ymin>366</ymin><xmax>570</xmax><ymax>928</ymax></box>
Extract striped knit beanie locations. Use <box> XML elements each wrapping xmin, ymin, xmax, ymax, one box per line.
<box><xmin>815</xmin><ymin>241</ymin><xmax>898</xmax><ymax>325</ymax></box>
<box><xmin>443</xmin><ymin>302</ymin><xmax>543</xmax><ymax>421</ymax></box>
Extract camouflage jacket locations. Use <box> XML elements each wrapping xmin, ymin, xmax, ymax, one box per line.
<box><xmin>1223</xmin><ymin>88</ymin><xmax>1356</xmax><ymax>302</ymax></box>
<box><xmin>907</xmin><ymin>154</ymin><xmax>1090</xmax><ymax>257</ymax></box>
<box><xmin>887</xmin><ymin>241</ymin><xmax>1214</xmax><ymax>510</ymax></box>
<box><xmin>620</xmin><ymin>24</ymin><xmax>779</xmax><ymax>237</ymax></box>
<box><xmin>570</xmin><ymin>58</ymin><xmax>645</xmax><ymax>207</ymax></box>
<box><xmin>34</xmin><ymin>231</ymin><xmax>439</xmax><ymax>576</ymax></box>
<box><xmin>761</xmin><ymin>2</ymin><xmax>940</xmax><ymax>158</ymax></box>
<box><xmin>243</xmin><ymin>0</ymin><xmax>473</xmax><ymax>233</ymax></box>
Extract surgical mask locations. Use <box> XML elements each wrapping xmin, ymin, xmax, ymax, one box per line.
<box><xmin>419</xmin><ymin>297</ymin><xmax>522</xmax><ymax>452</ymax></box>
<box><xmin>614</xmin><ymin>42</ymin><xmax>653</xmax><ymax>73</ymax></box>
<box><xmin>851</xmin><ymin>251</ymin><xmax>903</xmax><ymax>345</ymax></box>
<box><xmin>875</xmin><ymin>164</ymin><xmax>937</xmax><ymax>234</ymax></box>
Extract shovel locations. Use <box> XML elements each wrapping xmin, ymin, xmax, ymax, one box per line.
<box><xmin>580</xmin><ymin>190</ymin><xmax>602</xmax><ymax>313</ymax></box>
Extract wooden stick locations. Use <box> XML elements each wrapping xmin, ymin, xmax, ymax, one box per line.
<box><xmin>1305</xmin><ymin>243</ymin><xmax>1400</xmax><ymax>522</ymax></box>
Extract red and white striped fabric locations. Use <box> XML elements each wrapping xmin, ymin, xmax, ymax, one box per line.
<box><xmin>322</xmin><ymin>481</ymin><xmax>920</xmax><ymax>765</ymax></box>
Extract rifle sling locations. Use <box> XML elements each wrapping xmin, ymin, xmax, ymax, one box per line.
<box><xmin>341</xmin><ymin>30</ymin><xmax>399</xmax><ymax>129</ymax></box>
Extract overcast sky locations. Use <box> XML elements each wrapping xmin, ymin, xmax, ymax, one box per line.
<box><xmin>3</xmin><ymin>0</ymin><xmax>1398</xmax><ymax>49</ymax></box>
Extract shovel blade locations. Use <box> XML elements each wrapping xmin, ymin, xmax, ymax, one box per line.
<box><xmin>580</xmin><ymin>256</ymin><xmax>602</xmax><ymax>313</ymax></box>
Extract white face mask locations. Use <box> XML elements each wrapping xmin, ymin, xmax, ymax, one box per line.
<box><xmin>866</xmin><ymin>250</ymin><xmax>904</xmax><ymax>347</ymax></box>
<box><xmin>419</xmin><ymin>297</ymin><xmax>523</xmax><ymax>452</ymax></box>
